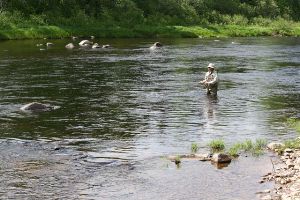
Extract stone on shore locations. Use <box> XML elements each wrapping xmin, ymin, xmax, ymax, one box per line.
<box><xmin>267</xmin><ymin>142</ymin><xmax>284</xmax><ymax>151</ymax></box>
<box><xmin>261</xmin><ymin>148</ymin><xmax>300</xmax><ymax>200</ymax></box>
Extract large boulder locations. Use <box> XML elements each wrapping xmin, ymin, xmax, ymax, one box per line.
<box><xmin>267</xmin><ymin>142</ymin><xmax>284</xmax><ymax>151</ymax></box>
<box><xmin>211</xmin><ymin>153</ymin><xmax>231</xmax><ymax>163</ymax></box>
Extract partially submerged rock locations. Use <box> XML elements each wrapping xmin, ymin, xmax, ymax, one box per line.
<box><xmin>92</xmin><ymin>43</ymin><xmax>101</xmax><ymax>49</ymax></box>
<box><xmin>150</xmin><ymin>42</ymin><xmax>163</xmax><ymax>51</ymax></box>
<box><xmin>102</xmin><ymin>44</ymin><xmax>111</xmax><ymax>48</ymax></box>
<box><xmin>79</xmin><ymin>40</ymin><xmax>93</xmax><ymax>47</ymax></box>
<box><xmin>194</xmin><ymin>153</ymin><xmax>212</xmax><ymax>161</ymax></box>
<box><xmin>65</xmin><ymin>43</ymin><xmax>75</xmax><ymax>49</ymax></box>
<box><xmin>20</xmin><ymin>102</ymin><xmax>55</xmax><ymax>112</ymax></box>
<box><xmin>211</xmin><ymin>153</ymin><xmax>232</xmax><ymax>163</ymax></box>
<box><xmin>167</xmin><ymin>153</ymin><xmax>212</xmax><ymax>162</ymax></box>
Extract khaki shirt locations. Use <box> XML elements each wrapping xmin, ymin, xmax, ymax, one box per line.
<box><xmin>204</xmin><ymin>71</ymin><xmax>218</xmax><ymax>85</ymax></box>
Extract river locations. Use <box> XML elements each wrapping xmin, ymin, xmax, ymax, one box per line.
<box><xmin>0</xmin><ymin>37</ymin><xmax>299</xmax><ymax>199</ymax></box>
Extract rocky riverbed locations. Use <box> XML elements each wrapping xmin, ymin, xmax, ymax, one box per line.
<box><xmin>258</xmin><ymin>142</ymin><xmax>300</xmax><ymax>200</ymax></box>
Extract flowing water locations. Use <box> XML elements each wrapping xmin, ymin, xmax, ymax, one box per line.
<box><xmin>0</xmin><ymin>37</ymin><xmax>299</xmax><ymax>199</ymax></box>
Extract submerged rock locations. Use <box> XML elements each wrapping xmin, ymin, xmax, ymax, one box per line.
<box><xmin>194</xmin><ymin>153</ymin><xmax>212</xmax><ymax>161</ymax></box>
<box><xmin>211</xmin><ymin>153</ymin><xmax>231</xmax><ymax>163</ymax></box>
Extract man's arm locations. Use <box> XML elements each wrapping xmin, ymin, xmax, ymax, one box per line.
<box><xmin>207</xmin><ymin>73</ymin><xmax>218</xmax><ymax>85</ymax></box>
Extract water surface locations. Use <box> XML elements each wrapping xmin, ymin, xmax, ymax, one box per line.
<box><xmin>0</xmin><ymin>37</ymin><xmax>299</xmax><ymax>199</ymax></box>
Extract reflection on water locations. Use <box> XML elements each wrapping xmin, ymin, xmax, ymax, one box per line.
<box><xmin>0</xmin><ymin>37</ymin><xmax>299</xmax><ymax>199</ymax></box>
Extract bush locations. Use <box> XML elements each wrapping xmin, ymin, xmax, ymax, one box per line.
<box><xmin>251</xmin><ymin>17</ymin><xmax>273</xmax><ymax>26</ymax></box>
<box><xmin>270</xmin><ymin>17</ymin><xmax>294</xmax><ymax>35</ymax></box>
<box><xmin>222</xmin><ymin>15</ymin><xmax>249</xmax><ymax>25</ymax></box>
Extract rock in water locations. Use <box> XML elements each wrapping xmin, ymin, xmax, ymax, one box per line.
<box><xmin>150</xmin><ymin>42</ymin><xmax>163</xmax><ymax>51</ymax></box>
<box><xmin>65</xmin><ymin>43</ymin><xmax>75</xmax><ymax>49</ymax></box>
<box><xmin>211</xmin><ymin>153</ymin><xmax>232</xmax><ymax>163</ymax></box>
<box><xmin>20</xmin><ymin>102</ymin><xmax>52</xmax><ymax>112</ymax></box>
<box><xmin>102</xmin><ymin>44</ymin><xmax>111</xmax><ymax>48</ymax></box>
<box><xmin>79</xmin><ymin>40</ymin><xmax>93</xmax><ymax>47</ymax></box>
<box><xmin>92</xmin><ymin>43</ymin><xmax>100</xmax><ymax>49</ymax></box>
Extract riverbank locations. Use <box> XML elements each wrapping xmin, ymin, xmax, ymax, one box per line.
<box><xmin>259</xmin><ymin>119</ymin><xmax>300</xmax><ymax>200</ymax></box>
<box><xmin>0</xmin><ymin>24</ymin><xmax>300</xmax><ymax>40</ymax></box>
<box><xmin>258</xmin><ymin>141</ymin><xmax>300</xmax><ymax>200</ymax></box>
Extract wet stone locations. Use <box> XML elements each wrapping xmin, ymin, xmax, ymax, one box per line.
<box><xmin>211</xmin><ymin>153</ymin><xmax>231</xmax><ymax>163</ymax></box>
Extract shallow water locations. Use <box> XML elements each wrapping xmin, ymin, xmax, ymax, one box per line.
<box><xmin>0</xmin><ymin>37</ymin><xmax>299</xmax><ymax>199</ymax></box>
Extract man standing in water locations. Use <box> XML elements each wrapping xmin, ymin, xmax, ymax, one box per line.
<box><xmin>199</xmin><ymin>63</ymin><xmax>218</xmax><ymax>95</ymax></box>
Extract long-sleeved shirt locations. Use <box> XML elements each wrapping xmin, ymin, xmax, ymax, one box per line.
<box><xmin>204</xmin><ymin>71</ymin><xmax>218</xmax><ymax>85</ymax></box>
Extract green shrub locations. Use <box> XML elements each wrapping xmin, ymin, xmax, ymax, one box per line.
<box><xmin>251</xmin><ymin>17</ymin><xmax>273</xmax><ymax>26</ymax></box>
<box><xmin>270</xmin><ymin>17</ymin><xmax>294</xmax><ymax>35</ymax></box>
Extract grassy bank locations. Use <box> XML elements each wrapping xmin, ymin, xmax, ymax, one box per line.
<box><xmin>1</xmin><ymin>24</ymin><xmax>300</xmax><ymax>40</ymax></box>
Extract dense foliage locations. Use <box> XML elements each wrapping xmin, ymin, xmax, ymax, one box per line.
<box><xmin>0</xmin><ymin>0</ymin><xmax>299</xmax><ymax>28</ymax></box>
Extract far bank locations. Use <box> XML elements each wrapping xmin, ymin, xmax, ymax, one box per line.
<box><xmin>0</xmin><ymin>24</ymin><xmax>300</xmax><ymax>40</ymax></box>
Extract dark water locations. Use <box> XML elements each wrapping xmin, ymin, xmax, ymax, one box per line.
<box><xmin>0</xmin><ymin>37</ymin><xmax>299</xmax><ymax>199</ymax></box>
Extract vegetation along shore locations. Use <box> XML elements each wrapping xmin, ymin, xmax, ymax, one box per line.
<box><xmin>0</xmin><ymin>0</ymin><xmax>300</xmax><ymax>39</ymax></box>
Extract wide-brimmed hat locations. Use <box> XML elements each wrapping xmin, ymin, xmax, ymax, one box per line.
<box><xmin>207</xmin><ymin>63</ymin><xmax>215</xmax><ymax>69</ymax></box>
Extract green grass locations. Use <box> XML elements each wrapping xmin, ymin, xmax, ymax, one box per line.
<box><xmin>287</xmin><ymin>118</ymin><xmax>300</xmax><ymax>133</ymax></box>
<box><xmin>277</xmin><ymin>138</ymin><xmax>300</xmax><ymax>155</ymax></box>
<box><xmin>1</xmin><ymin>23</ymin><xmax>300</xmax><ymax>40</ymax></box>
<box><xmin>211</xmin><ymin>138</ymin><xmax>267</xmax><ymax>157</ymax></box>
<box><xmin>191</xmin><ymin>143</ymin><xmax>199</xmax><ymax>154</ymax></box>
<box><xmin>274</xmin><ymin>118</ymin><xmax>300</xmax><ymax>155</ymax></box>
<box><xmin>236</xmin><ymin>139</ymin><xmax>266</xmax><ymax>156</ymax></box>
<box><xmin>174</xmin><ymin>155</ymin><xmax>181</xmax><ymax>165</ymax></box>
<box><xmin>208</xmin><ymin>139</ymin><xmax>225</xmax><ymax>153</ymax></box>
<box><xmin>241</xmin><ymin>139</ymin><xmax>254</xmax><ymax>151</ymax></box>
<box><xmin>284</xmin><ymin>139</ymin><xmax>300</xmax><ymax>149</ymax></box>
<box><xmin>228</xmin><ymin>143</ymin><xmax>242</xmax><ymax>157</ymax></box>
